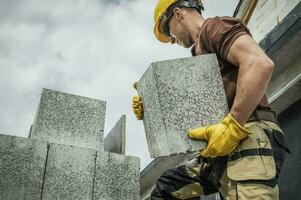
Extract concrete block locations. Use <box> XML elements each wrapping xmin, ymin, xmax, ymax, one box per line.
<box><xmin>30</xmin><ymin>88</ymin><xmax>106</xmax><ymax>150</ymax></box>
<box><xmin>41</xmin><ymin>143</ymin><xmax>96</xmax><ymax>200</ymax></box>
<box><xmin>0</xmin><ymin>134</ymin><xmax>47</xmax><ymax>200</ymax></box>
<box><xmin>104</xmin><ymin>115</ymin><xmax>126</xmax><ymax>154</ymax></box>
<box><xmin>137</xmin><ymin>54</ymin><xmax>229</xmax><ymax>157</ymax></box>
<box><xmin>93</xmin><ymin>151</ymin><xmax>140</xmax><ymax>200</ymax></box>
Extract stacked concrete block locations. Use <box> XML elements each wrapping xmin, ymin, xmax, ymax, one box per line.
<box><xmin>93</xmin><ymin>151</ymin><xmax>140</xmax><ymax>200</ymax></box>
<box><xmin>0</xmin><ymin>134</ymin><xmax>48</xmax><ymax>200</ymax></box>
<box><xmin>0</xmin><ymin>88</ymin><xmax>140</xmax><ymax>200</ymax></box>
<box><xmin>30</xmin><ymin>88</ymin><xmax>106</xmax><ymax>150</ymax></box>
<box><xmin>41</xmin><ymin>144</ymin><xmax>96</xmax><ymax>200</ymax></box>
<box><xmin>104</xmin><ymin>115</ymin><xmax>126</xmax><ymax>154</ymax></box>
<box><xmin>137</xmin><ymin>54</ymin><xmax>229</xmax><ymax>158</ymax></box>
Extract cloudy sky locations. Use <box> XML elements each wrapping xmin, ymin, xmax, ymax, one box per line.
<box><xmin>0</xmin><ymin>0</ymin><xmax>239</xmax><ymax>170</ymax></box>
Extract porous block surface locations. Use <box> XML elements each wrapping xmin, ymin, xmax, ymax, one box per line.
<box><xmin>0</xmin><ymin>134</ymin><xmax>47</xmax><ymax>200</ymax></box>
<box><xmin>30</xmin><ymin>88</ymin><xmax>106</xmax><ymax>150</ymax></box>
<box><xmin>41</xmin><ymin>144</ymin><xmax>96</xmax><ymax>200</ymax></box>
<box><xmin>104</xmin><ymin>115</ymin><xmax>126</xmax><ymax>154</ymax></box>
<box><xmin>93</xmin><ymin>151</ymin><xmax>140</xmax><ymax>200</ymax></box>
<box><xmin>138</xmin><ymin>54</ymin><xmax>229</xmax><ymax>157</ymax></box>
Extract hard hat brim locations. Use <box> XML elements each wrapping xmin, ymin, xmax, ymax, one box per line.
<box><xmin>154</xmin><ymin>20</ymin><xmax>170</xmax><ymax>43</ymax></box>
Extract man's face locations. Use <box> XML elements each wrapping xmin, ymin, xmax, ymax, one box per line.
<box><xmin>167</xmin><ymin>15</ymin><xmax>193</xmax><ymax>48</ymax></box>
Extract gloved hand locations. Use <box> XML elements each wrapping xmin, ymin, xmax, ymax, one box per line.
<box><xmin>132</xmin><ymin>82</ymin><xmax>143</xmax><ymax>120</ymax></box>
<box><xmin>188</xmin><ymin>114</ymin><xmax>253</xmax><ymax>158</ymax></box>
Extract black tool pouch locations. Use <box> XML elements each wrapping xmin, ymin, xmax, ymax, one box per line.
<box><xmin>208</xmin><ymin>157</ymin><xmax>228</xmax><ymax>188</ymax></box>
<box><xmin>264</xmin><ymin>129</ymin><xmax>290</xmax><ymax>179</ymax></box>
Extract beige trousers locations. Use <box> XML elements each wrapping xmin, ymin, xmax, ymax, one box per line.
<box><xmin>171</xmin><ymin>120</ymin><xmax>285</xmax><ymax>200</ymax></box>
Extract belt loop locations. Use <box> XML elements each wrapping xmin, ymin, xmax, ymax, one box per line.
<box><xmin>257</xmin><ymin>148</ymin><xmax>263</xmax><ymax>156</ymax></box>
<box><xmin>238</xmin><ymin>150</ymin><xmax>241</xmax><ymax>160</ymax></box>
<box><xmin>271</xmin><ymin>109</ymin><xmax>279</xmax><ymax>125</ymax></box>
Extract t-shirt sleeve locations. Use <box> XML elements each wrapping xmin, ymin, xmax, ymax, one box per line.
<box><xmin>201</xmin><ymin>17</ymin><xmax>252</xmax><ymax>61</ymax></box>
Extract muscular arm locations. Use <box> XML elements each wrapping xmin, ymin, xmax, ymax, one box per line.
<box><xmin>227</xmin><ymin>35</ymin><xmax>274</xmax><ymax>125</ymax></box>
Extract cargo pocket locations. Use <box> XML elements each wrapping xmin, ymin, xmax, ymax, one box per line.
<box><xmin>263</xmin><ymin>128</ymin><xmax>290</xmax><ymax>179</ymax></box>
<box><xmin>226</xmin><ymin>122</ymin><xmax>276</xmax><ymax>181</ymax></box>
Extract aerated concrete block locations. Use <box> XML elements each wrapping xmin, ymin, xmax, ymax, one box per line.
<box><xmin>140</xmin><ymin>152</ymin><xmax>197</xmax><ymax>199</ymax></box>
<box><xmin>93</xmin><ymin>152</ymin><xmax>140</xmax><ymax>200</ymax></box>
<box><xmin>41</xmin><ymin>143</ymin><xmax>96</xmax><ymax>200</ymax></box>
<box><xmin>137</xmin><ymin>54</ymin><xmax>229</xmax><ymax>157</ymax></box>
<box><xmin>30</xmin><ymin>88</ymin><xmax>106</xmax><ymax>150</ymax></box>
<box><xmin>104</xmin><ymin>115</ymin><xmax>126</xmax><ymax>154</ymax></box>
<box><xmin>0</xmin><ymin>134</ymin><xmax>47</xmax><ymax>200</ymax></box>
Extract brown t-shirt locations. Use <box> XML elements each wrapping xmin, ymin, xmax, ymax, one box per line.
<box><xmin>192</xmin><ymin>16</ymin><xmax>269</xmax><ymax>109</ymax></box>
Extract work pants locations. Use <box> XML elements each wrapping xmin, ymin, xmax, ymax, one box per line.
<box><xmin>151</xmin><ymin>120</ymin><xmax>289</xmax><ymax>200</ymax></box>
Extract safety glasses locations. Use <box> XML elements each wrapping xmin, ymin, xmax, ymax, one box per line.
<box><xmin>159</xmin><ymin>10</ymin><xmax>175</xmax><ymax>42</ymax></box>
<box><xmin>158</xmin><ymin>0</ymin><xmax>204</xmax><ymax>43</ymax></box>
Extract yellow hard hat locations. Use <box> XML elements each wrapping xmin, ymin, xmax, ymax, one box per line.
<box><xmin>154</xmin><ymin>0</ymin><xmax>204</xmax><ymax>43</ymax></box>
<box><xmin>154</xmin><ymin>0</ymin><xmax>178</xmax><ymax>43</ymax></box>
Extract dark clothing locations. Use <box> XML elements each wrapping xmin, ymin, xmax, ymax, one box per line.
<box><xmin>151</xmin><ymin>164</ymin><xmax>218</xmax><ymax>200</ymax></box>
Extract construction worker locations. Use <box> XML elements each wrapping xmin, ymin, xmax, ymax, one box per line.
<box><xmin>132</xmin><ymin>0</ymin><xmax>290</xmax><ymax>199</ymax></box>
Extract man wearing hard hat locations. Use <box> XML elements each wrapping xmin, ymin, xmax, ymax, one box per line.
<box><xmin>132</xmin><ymin>0</ymin><xmax>289</xmax><ymax>199</ymax></box>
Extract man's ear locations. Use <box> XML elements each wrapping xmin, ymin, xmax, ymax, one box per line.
<box><xmin>173</xmin><ymin>7</ymin><xmax>183</xmax><ymax>21</ymax></box>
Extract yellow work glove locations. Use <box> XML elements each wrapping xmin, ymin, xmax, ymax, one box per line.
<box><xmin>188</xmin><ymin>114</ymin><xmax>253</xmax><ymax>158</ymax></box>
<box><xmin>132</xmin><ymin>82</ymin><xmax>143</xmax><ymax>120</ymax></box>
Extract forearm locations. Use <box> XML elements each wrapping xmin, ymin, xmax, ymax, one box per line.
<box><xmin>230</xmin><ymin>61</ymin><xmax>274</xmax><ymax>125</ymax></box>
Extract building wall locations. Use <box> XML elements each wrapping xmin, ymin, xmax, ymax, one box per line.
<box><xmin>247</xmin><ymin>0</ymin><xmax>300</xmax><ymax>42</ymax></box>
<box><xmin>278</xmin><ymin>99</ymin><xmax>301</xmax><ymax>199</ymax></box>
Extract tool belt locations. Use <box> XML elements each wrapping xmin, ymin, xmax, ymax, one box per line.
<box><xmin>228</xmin><ymin>148</ymin><xmax>273</xmax><ymax>162</ymax></box>
<box><xmin>206</xmin><ymin>106</ymin><xmax>284</xmax><ymax>187</ymax></box>
<box><xmin>227</xmin><ymin>106</ymin><xmax>280</xmax><ymax>163</ymax></box>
